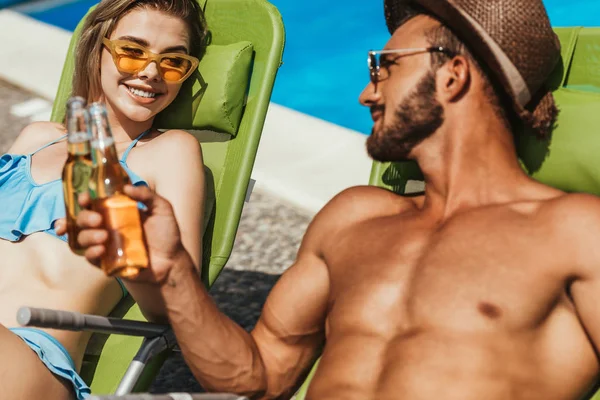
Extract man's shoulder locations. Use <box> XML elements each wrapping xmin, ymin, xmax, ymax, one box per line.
<box><xmin>309</xmin><ymin>186</ymin><xmax>419</xmax><ymax>235</ymax></box>
<box><xmin>325</xmin><ymin>185</ymin><xmax>419</xmax><ymax>215</ymax></box>
<box><xmin>537</xmin><ymin>193</ymin><xmax>600</xmax><ymax>259</ymax></box>
<box><xmin>539</xmin><ymin>192</ymin><xmax>600</xmax><ymax>224</ymax></box>
<box><xmin>298</xmin><ymin>185</ymin><xmax>419</xmax><ymax>257</ymax></box>
<box><xmin>540</xmin><ymin>193</ymin><xmax>600</xmax><ymax>278</ymax></box>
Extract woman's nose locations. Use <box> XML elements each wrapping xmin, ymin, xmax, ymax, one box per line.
<box><xmin>138</xmin><ymin>60</ymin><xmax>161</xmax><ymax>82</ymax></box>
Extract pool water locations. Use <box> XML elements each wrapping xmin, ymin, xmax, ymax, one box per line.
<box><xmin>18</xmin><ymin>0</ymin><xmax>600</xmax><ymax>134</ymax></box>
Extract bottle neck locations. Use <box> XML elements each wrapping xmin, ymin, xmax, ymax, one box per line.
<box><xmin>88</xmin><ymin>103</ymin><xmax>130</xmax><ymax>199</ymax></box>
<box><xmin>90</xmin><ymin>111</ymin><xmax>120</xmax><ymax>164</ymax></box>
<box><xmin>66</xmin><ymin>97</ymin><xmax>91</xmax><ymax>156</ymax></box>
<box><xmin>91</xmin><ymin>136</ymin><xmax>119</xmax><ymax>163</ymax></box>
<box><xmin>67</xmin><ymin>132</ymin><xmax>91</xmax><ymax>156</ymax></box>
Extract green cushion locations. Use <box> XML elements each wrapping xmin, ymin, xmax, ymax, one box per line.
<box><xmin>155</xmin><ymin>41</ymin><xmax>254</xmax><ymax>135</ymax></box>
<box><xmin>518</xmin><ymin>87</ymin><xmax>600</xmax><ymax>196</ymax></box>
<box><xmin>565</xmin><ymin>84</ymin><xmax>600</xmax><ymax>94</ymax></box>
<box><xmin>518</xmin><ymin>27</ymin><xmax>600</xmax><ymax>197</ymax></box>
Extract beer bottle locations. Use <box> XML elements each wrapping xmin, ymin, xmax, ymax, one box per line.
<box><xmin>88</xmin><ymin>102</ymin><xmax>148</xmax><ymax>278</ymax></box>
<box><xmin>62</xmin><ymin>96</ymin><xmax>93</xmax><ymax>254</ymax></box>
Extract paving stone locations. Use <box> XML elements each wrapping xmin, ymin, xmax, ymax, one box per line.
<box><xmin>0</xmin><ymin>79</ymin><xmax>40</xmax><ymax>152</ymax></box>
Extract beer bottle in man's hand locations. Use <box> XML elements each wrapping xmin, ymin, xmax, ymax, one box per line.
<box><xmin>62</xmin><ymin>96</ymin><xmax>93</xmax><ymax>254</ymax></box>
<box><xmin>88</xmin><ymin>102</ymin><xmax>149</xmax><ymax>278</ymax></box>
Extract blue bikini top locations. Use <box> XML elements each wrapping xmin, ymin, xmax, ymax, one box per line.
<box><xmin>0</xmin><ymin>130</ymin><xmax>150</xmax><ymax>242</ymax></box>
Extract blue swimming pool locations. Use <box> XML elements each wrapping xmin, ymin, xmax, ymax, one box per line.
<box><xmin>16</xmin><ymin>0</ymin><xmax>600</xmax><ymax>134</ymax></box>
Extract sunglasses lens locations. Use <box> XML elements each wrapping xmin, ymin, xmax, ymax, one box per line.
<box><xmin>115</xmin><ymin>44</ymin><xmax>148</xmax><ymax>73</ymax></box>
<box><xmin>368</xmin><ymin>53</ymin><xmax>378</xmax><ymax>84</ymax></box>
<box><xmin>118</xmin><ymin>57</ymin><xmax>147</xmax><ymax>72</ymax></box>
<box><xmin>160</xmin><ymin>57</ymin><xmax>193</xmax><ymax>82</ymax></box>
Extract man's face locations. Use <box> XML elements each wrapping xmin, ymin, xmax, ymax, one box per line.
<box><xmin>360</xmin><ymin>16</ymin><xmax>445</xmax><ymax>162</ymax></box>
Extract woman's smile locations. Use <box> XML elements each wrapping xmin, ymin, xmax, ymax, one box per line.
<box><xmin>122</xmin><ymin>83</ymin><xmax>162</xmax><ymax>105</ymax></box>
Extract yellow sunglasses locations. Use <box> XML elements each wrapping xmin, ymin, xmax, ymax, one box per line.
<box><xmin>102</xmin><ymin>38</ymin><xmax>199</xmax><ymax>83</ymax></box>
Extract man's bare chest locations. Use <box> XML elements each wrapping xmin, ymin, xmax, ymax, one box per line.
<box><xmin>324</xmin><ymin>208</ymin><xmax>571</xmax><ymax>336</ymax></box>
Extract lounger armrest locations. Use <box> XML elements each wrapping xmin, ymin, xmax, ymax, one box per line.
<box><xmin>17</xmin><ymin>306</ymin><xmax>169</xmax><ymax>337</ymax></box>
<box><xmin>89</xmin><ymin>394</ymin><xmax>249</xmax><ymax>400</ymax></box>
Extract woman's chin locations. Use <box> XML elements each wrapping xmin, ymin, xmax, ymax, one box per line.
<box><xmin>117</xmin><ymin>102</ymin><xmax>160</xmax><ymax>123</ymax></box>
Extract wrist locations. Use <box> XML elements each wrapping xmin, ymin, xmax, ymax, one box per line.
<box><xmin>160</xmin><ymin>246</ymin><xmax>196</xmax><ymax>291</ymax></box>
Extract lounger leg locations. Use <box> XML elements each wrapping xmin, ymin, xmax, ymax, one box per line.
<box><xmin>115</xmin><ymin>361</ymin><xmax>147</xmax><ymax>395</ymax></box>
<box><xmin>115</xmin><ymin>333</ymin><xmax>175</xmax><ymax>394</ymax></box>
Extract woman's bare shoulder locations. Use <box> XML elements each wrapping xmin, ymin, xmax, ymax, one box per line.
<box><xmin>146</xmin><ymin>129</ymin><xmax>201</xmax><ymax>152</ymax></box>
<box><xmin>140</xmin><ymin>129</ymin><xmax>203</xmax><ymax>166</ymax></box>
<box><xmin>131</xmin><ymin>129</ymin><xmax>204</xmax><ymax>187</ymax></box>
<box><xmin>8</xmin><ymin>121</ymin><xmax>66</xmax><ymax>154</ymax></box>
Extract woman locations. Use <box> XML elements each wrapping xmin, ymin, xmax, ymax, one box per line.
<box><xmin>0</xmin><ymin>1</ymin><xmax>207</xmax><ymax>398</ymax></box>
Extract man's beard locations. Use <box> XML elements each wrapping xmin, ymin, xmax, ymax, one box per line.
<box><xmin>367</xmin><ymin>70</ymin><xmax>445</xmax><ymax>162</ymax></box>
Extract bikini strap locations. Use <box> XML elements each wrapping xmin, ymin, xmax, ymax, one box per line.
<box><xmin>120</xmin><ymin>129</ymin><xmax>151</xmax><ymax>163</ymax></box>
<box><xmin>30</xmin><ymin>134</ymin><xmax>68</xmax><ymax>155</ymax></box>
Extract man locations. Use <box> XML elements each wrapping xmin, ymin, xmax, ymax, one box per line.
<box><xmin>70</xmin><ymin>0</ymin><xmax>600</xmax><ymax>399</ymax></box>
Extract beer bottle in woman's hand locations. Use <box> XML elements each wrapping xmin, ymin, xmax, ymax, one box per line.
<box><xmin>88</xmin><ymin>102</ymin><xmax>148</xmax><ymax>278</ymax></box>
<box><xmin>62</xmin><ymin>96</ymin><xmax>93</xmax><ymax>254</ymax></box>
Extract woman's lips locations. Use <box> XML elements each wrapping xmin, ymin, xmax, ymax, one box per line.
<box><xmin>122</xmin><ymin>84</ymin><xmax>160</xmax><ymax>105</ymax></box>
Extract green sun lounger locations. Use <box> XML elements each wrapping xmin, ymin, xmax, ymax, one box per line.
<box><xmin>296</xmin><ymin>26</ymin><xmax>600</xmax><ymax>400</ymax></box>
<box><xmin>20</xmin><ymin>0</ymin><xmax>285</xmax><ymax>395</ymax></box>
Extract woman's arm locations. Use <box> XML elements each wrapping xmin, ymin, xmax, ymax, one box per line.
<box><xmin>147</xmin><ymin>129</ymin><xmax>205</xmax><ymax>268</ymax></box>
<box><xmin>121</xmin><ymin>129</ymin><xmax>206</xmax><ymax>322</ymax></box>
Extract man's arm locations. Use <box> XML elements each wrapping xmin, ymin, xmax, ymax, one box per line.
<box><xmin>75</xmin><ymin>184</ymin><xmax>332</xmax><ymax>399</ymax></box>
<box><xmin>160</xmin><ymin>185</ymin><xmax>402</xmax><ymax>398</ymax></box>
<box><xmin>563</xmin><ymin>194</ymin><xmax>600</xmax><ymax>353</ymax></box>
<box><xmin>160</xmin><ymin>211</ymin><xmax>331</xmax><ymax>399</ymax></box>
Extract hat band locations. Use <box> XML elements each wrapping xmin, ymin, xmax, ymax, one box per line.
<box><xmin>450</xmin><ymin>1</ymin><xmax>532</xmax><ymax>107</ymax></box>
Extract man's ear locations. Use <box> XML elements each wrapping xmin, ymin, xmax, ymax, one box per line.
<box><xmin>437</xmin><ymin>55</ymin><xmax>471</xmax><ymax>103</ymax></box>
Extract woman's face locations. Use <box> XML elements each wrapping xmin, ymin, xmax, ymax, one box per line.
<box><xmin>100</xmin><ymin>8</ymin><xmax>191</xmax><ymax>123</ymax></box>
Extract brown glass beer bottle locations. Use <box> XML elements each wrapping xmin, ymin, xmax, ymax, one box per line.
<box><xmin>88</xmin><ymin>102</ymin><xmax>149</xmax><ymax>278</ymax></box>
<box><xmin>62</xmin><ymin>97</ymin><xmax>93</xmax><ymax>255</ymax></box>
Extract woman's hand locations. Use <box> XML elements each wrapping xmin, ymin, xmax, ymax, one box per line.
<box><xmin>71</xmin><ymin>185</ymin><xmax>189</xmax><ymax>285</ymax></box>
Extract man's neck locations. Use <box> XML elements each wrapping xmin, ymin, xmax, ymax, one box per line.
<box><xmin>413</xmin><ymin>111</ymin><xmax>542</xmax><ymax>219</ymax></box>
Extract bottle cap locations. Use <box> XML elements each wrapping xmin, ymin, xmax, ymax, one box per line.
<box><xmin>67</xmin><ymin>96</ymin><xmax>86</xmax><ymax>109</ymax></box>
<box><xmin>88</xmin><ymin>102</ymin><xmax>106</xmax><ymax>115</ymax></box>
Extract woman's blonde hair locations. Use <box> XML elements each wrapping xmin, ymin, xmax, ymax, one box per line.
<box><xmin>72</xmin><ymin>0</ymin><xmax>208</xmax><ymax>103</ymax></box>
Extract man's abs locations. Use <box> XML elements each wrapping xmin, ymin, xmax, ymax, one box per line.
<box><xmin>308</xmin><ymin>325</ymin><xmax>599</xmax><ymax>400</ymax></box>
<box><xmin>308</xmin><ymin>197</ymin><xmax>600</xmax><ymax>400</ymax></box>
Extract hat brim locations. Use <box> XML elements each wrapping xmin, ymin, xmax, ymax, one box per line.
<box><xmin>386</xmin><ymin>0</ymin><xmax>528</xmax><ymax>114</ymax></box>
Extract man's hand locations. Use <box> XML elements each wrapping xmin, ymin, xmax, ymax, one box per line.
<box><xmin>71</xmin><ymin>185</ymin><xmax>188</xmax><ymax>284</ymax></box>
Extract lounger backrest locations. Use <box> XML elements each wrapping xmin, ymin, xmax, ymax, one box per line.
<box><xmin>50</xmin><ymin>0</ymin><xmax>285</xmax><ymax>394</ymax></box>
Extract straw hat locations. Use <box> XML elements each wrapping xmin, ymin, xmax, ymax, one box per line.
<box><xmin>384</xmin><ymin>0</ymin><xmax>561</xmax><ymax>127</ymax></box>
